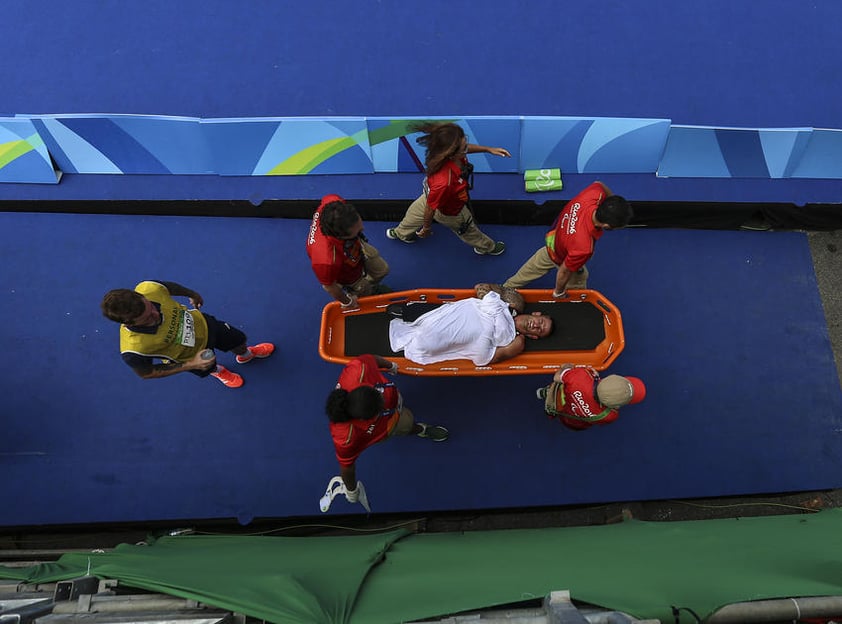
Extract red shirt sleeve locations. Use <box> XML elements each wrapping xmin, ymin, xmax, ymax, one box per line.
<box><xmin>310</xmin><ymin>250</ymin><xmax>341</xmax><ymax>285</ymax></box>
<box><xmin>563</xmin><ymin>241</ymin><xmax>595</xmax><ymax>273</ymax></box>
<box><xmin>425</xmin><ymin>167</ymin><xmax>450</xmax><ymax>211</ymax></box>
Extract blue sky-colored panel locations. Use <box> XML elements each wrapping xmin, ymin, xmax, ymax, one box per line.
<box><xmin>111</xmin><ymin>115</ymin><xmax>212</xmax><ymax>174</ymax></box>
<box><xmin>758</xmin><ymin>128</ymin><xmax>813</xmax><ymax>178</ymax></box>
<box><xmin>657</xmin><ymin>126</ymin><xmax>731</xmax><ymax>178</ymax></box>
<box><xmin>715</xmin><ymin>128</ymin><xmax>770</xmax><ymax>177</ymax></box>
<box><xmin>579</xmin><ymin>119</ymin><xmax>671</xmax><ymax>173</ymax></box>
<box><xmin>790</xmin><ymin>129</ymin><xmax>842</xmax><ymax>179</ymax></box>
<box><xmin>202</xmin><ymin>119</ymin><xmax>279</xmax><ymax>175</ymax></box>
<box><xmin>520</xmin><ymin>117</ymin><xmax>591</xmax><ymax>171</ymax></box>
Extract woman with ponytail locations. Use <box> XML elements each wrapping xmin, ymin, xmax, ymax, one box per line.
<box><xmin>386</xmin><ymin>122</ymin><xmax>510</xmax><ymax>256</ymax></box>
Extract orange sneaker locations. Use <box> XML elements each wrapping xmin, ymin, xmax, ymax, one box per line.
<box><xmin>236</xmin><ymin>342</ymin><xmax>275</xmax><ymax>364</ymax></box>
<box><xmin>210</xmin><ymin>365</ymin><xmax>244</xmax><ymax>388</ymax></box>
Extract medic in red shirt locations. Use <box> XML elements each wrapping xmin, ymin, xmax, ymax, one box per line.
<box><xmin>385</xmin><ymin>122</ymin><xmax>510</xmax><ymax>256</ymax></box>
<box><xmin>306</xmin><ymin>194</ymin><xmax>391</xmax><ymax>310</ymax></box>
<box><xmin>503</xmin><ymin>181</ymin><xmax>633</xmax><ymax>296</ymax></box>
<box><xmin>537</xmin><ymin>364</ymin><xmax>646</xmax><ymax>431</ymax></box>
<box><xmin>325</xmin><ymin>354</ymin><xmax>449</xmax><ymax>506</ymax></box>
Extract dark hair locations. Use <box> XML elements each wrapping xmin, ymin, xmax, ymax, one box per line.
<box><xmin>320</xmin><ymin>200</ymin><xmax>361</xmax><ymax>239</ymax></box>
<box><xmin>347</xmin><ymin>386</ymin><xmax>384</xmax><ymax>420</ymax></box>
<box><xmin>326</xmin><ymin>386</ymin><xmax>384</xmax><ymax>423</ymax></box>
<box><xmin>411</xmin><ymin>122</ymin><xmax>466</xmax><ymax>175</ymax></box>
<box><xmin>326</xmin><ymin>388</ymin><xmax>352</xmax><ymax>423</ymax></box>
<box><xmin>101</xmin><ymin>289</ymin><xmax>145</xmax><ymax>323</ymax></box>
<box><xmin>595</xmin><ymin>195</ymin><xmax>633</xmax><ymax>229</ymax></box>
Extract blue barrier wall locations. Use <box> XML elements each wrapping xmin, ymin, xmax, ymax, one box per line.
<box><xmin>1</xmin><ymin>1</ymin><xmax>842</xmax><ymax>203</ymax></box>
<box><xmin>6</xmin><ymin>115</ymin><xmax>842</xmax><ymax>183</ymax></box>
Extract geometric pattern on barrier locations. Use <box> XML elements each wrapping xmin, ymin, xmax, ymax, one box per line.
<box><xmin>790</xmin><ymin>128</ymin><xmax>842</xmax><ymax>179</ymax></box>
<box><xmin>203</xmin><ymin>117</ymin><xmax>373</xmax><ymax>175</ymax></box>
<box><xmin>4</xmin><ymin>113</ymin><xmax>842</xmax><ymax>182</ymax></box>
<box><xmin>0</xmin><ymin>118</ymin><xmax>61</xmax><ymax>183</ymax></box>
<box><xmin>658</xmin><ymin>125</ymin><xmax>815</xmax><ymax>178</ymax></box>
<box><xmin>658</xmin><ymin>126</ymin><xmax>731</xmax><ymax>178</ymax></box>
<box><xmin>520</xmin><ymin>117</ymin><xmax>671</xmax><ymax>173</ymax></box>
<box><xmin>367</xmin><ymin>116</ymin><xmax>521</xmax><ymax>173</ymax></box>
<box><xmin>759</xmin><ymin>128</ymin><xmax>813</xmax><ymax>178</ymax></box>
<box><xmin>22</xmin><ymin>114</ymin><xmax>210</xmax><ymax>174</ymax></box>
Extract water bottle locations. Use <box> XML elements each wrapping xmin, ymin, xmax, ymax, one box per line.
<box><xmin>200</xmin><ymin>349</ymin><xmax>215</xmax><ymax>360</ymax></box>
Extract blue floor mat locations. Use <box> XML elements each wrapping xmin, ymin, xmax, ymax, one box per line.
<box><xmin>2</xmin><ymin>212</ymin><xmax>840</xmax><ymax>525</ymax></box>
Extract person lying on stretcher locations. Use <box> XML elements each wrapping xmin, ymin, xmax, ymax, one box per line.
<box><xmin>388</xmin><ymin>283</ymin><xmax>553</xmax><ymax>366</ymax></box>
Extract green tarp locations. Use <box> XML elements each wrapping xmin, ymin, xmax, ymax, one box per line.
<box><xmin>4</xmin><ymin>510</ymin><xmax>842</xmax><ymax>624</ymax></box>
<box><xmin>0</xmin><ymin>530</ymin><xmax>409</xmax><ymax>624</ymax></box>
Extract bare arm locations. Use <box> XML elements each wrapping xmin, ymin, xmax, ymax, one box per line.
<box><xmin>132</xmin><ymin>350</ymin><xmax>215</xmax><ymax>380</ymax></box>
<box><xmin>595</xmin><ymin>180</ymin><xmax>613</xmax><ymax>196</ymax></box>
<box><xmin>554</xmin><ymin>265</ymin><xmax>574</xmax><ymax>295</ymax></box>
<box><xmin>490</xmin><ymin>334</ymin><xmax>525</xmax><ymax>364</ymax></box>
<box><xmin>467</xmin><ymin>144</ymin><xmax>511</xmax><ymax>158</ymax></box>
<box><xmin>474</xmin><ymin>283</ymin><xmax>525</xmax><ymax>313</ymax></box>
<box><xmin>474</xmin><ymin>282</ymin><xmax>501</xmax><ymax>297</ymax></box>
<box><xmin>552</xmin><ymin>364</ymin><xmax>575</xmax><ymax>383</ymax></box>
<box><xmin>323</xmin><ymin>282</ymin><xmax>355</xmax><ymax>306</ymax></box>
<box><xmin>372</xmin><ymin>355</ymin><xmax>395</xmax><ymax>370</ymax></box>
<box><xmin>160</xmin><ymin>281</ymin><xmax>204</xmax><ymax>308</ymax></box>
<box><xmin>417</xmin><ymin>205</ymin><xmax>436</xmax><ymax>238</ymax></box>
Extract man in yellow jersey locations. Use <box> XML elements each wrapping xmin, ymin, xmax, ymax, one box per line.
<box><xmin>101</xmin><ymin>280</ymin><xmax>274</xmax><ymax>388</ymax></box>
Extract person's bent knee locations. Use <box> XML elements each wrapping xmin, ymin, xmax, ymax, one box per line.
<box><xmin>349</xmin><ymin>278</ymin><xmax>374</xmax><ymax>296</ymax></box>
<box><xmin>390</xmin><ymin>407</ymin><xmax>414</xmax><ymax>436</ymax></box>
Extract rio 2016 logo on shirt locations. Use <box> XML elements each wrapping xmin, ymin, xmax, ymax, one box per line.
<box><xmin>559</xmin><ymin>202</ymin><xmax>582</xmax><ymax>235</ymax></box>
<box><xmin>571</xmin><ymin>389</ymin><xmax>596</xmax><ymax>417</ymax></box>
<box><xmin>566</xmin><ymin>203</ymin><xmax>581</xmax><ymax>234</ymax></box>
<box><xmin>308</xmin><ymin>211</ymin><xmax>320</xmax><ymax>245</ymax></box>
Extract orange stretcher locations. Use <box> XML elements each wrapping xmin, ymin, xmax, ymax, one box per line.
<box><xmin>318</xmin><ymin>288</ymin><xmax>625</xmax><ymax>377</ymax></box>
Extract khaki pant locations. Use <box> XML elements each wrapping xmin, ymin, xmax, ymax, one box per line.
<box><xmin>503</xmin><ymin>246</ymin><xmax>588</xmax><ymax>290</ymax></box>
<box><xmin>392</xmin><ymin>194</ymin><xmax>496</xmax><ymax>253</ymax></box>
<box><xmin>345</xmin><ymin>240</ymin><xmax>389</xmax><ymax>296</ymax></box>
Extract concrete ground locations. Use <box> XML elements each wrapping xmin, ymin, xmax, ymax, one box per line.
<box><xmin>811</xmin><ymin>230</ymin><xmax>842</xmax><ymax>391</ymax></box>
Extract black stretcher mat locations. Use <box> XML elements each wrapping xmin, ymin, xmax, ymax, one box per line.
<box><xmin>319</xmin><ymin>289</ymin><xmax>624</xmax><ymax>376</ymax></box>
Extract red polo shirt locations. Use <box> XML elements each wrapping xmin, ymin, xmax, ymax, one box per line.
<box><xmin>425</xmin><ymin>158</ymin><xmax>470</xmax><ymax>215</ymax></box>
<box><xmin>544</xmin><ymin>182</ymin><xmax>606</xmax><ymax>271</ymax></box>
<box><xmin>306</xmin><ymin>194</ymin><xmax>365</xmax><ymax>286</ymax></box>
<box><xmin>551</xmin><ymin>366</ymin><xmax>619</xmax><ymax>430</ymax></box>
<box><xmin>330</xmin><ymin>355</ymin><xmax>401</xmax><ymax>467</ymax></box>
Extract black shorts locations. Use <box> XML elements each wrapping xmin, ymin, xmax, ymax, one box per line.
<box><xmin>203</xmin><ymin>313</ymin><xmax>247</xmax><ymax>352</ymax></box>
<box><xmin>191</xmin><ymin>313</ymin><xmax>247</xmax><ymax>378</ymax></box>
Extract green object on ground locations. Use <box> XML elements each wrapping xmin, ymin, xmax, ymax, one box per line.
<box><xmin>524</xmin><ymin>168</ymin><xmax>561</xmax><ymax>180</ymax></box>
<box><xmin>526</xmin><ymin>178</ymin><xmax>563</xmax><ymax>192</ymax></box>
<box><xmin>4</xmin><ymin>510</ymin><xmax>842</xmax><ymax>624</ymax></box>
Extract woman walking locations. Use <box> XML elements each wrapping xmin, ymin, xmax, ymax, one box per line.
<box><xmin>386</xmin><ymin>122</ymin><xmax>510</xmax><ymax>255</ymax></box>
